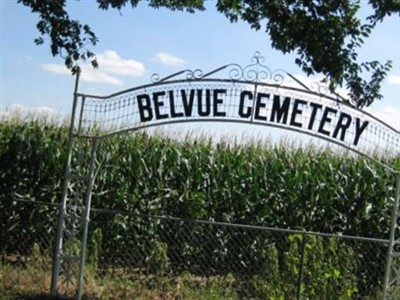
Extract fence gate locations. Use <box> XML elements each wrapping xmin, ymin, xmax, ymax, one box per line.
<box><xmin>50</xmin><ymin>52</ymin><xmax>400</xmax><ymax>299</ymax></box>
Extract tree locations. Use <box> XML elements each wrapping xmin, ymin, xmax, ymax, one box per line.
<box><xmin>18</xmin><ymin>0</ymin><xmax>399</xmax><ymax>108</ymax></box>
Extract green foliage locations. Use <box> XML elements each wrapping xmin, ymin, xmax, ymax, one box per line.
<box><xmin>248</xmin><ymin>235</ymin><xmax>359</xmax><ymax>299</ymax></box>
<box><xmin>0</xmin><ymin>120</ymin><xmax>65</xmax><ymax>255</ymax></box>
<box><xmin>0</xmin><ymin>120</ymin><xmax>397</xmax><ymax>297</ymax></box>
<box><xmin>147</xmin><ymin>241</ymin><xmax>170</xmax><ymax>275</ymax></box>
<box><xmin>289</xmin><ymin>234</ymin><xmax>358</xmax><ymax>299</ymax></box>
<box><xmin>87</xmin><ymin>228</ymin><xmax>103</xmax><ymax>271</ymax></box>
<box><xmin>18</xmin><ymin>0</ymin><xmax>400</xmax><ymax>107</ymax></box>
<box><xmin>216</xmin><ymin>0</ymin><xmax>398</xmax><ymax>108</ymax></box>
<box><xmin>18</xmin><ymin>0</ymin><xmax>98</xmax><ymax>72</ymax></box>
<box><xmin>31</xmin><ymin>243</ymin><xmax>42</xmax><ymax>262</ymax></box>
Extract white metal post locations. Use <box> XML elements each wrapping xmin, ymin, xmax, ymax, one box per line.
<box><xmin>51</xmin><ymin>71</ymin><xmax>81</xmax><ymax>296</ymax></box>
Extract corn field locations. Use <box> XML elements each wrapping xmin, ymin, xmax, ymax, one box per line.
<box><xmin>0</xmin><ymin>119</ymin><xmax>398</xmax><ymax>298</ymax></box>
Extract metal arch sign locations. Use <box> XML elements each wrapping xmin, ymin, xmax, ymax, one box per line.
<box><xmin>52</xmin><ymin>52</ymin><xmax>400</xmax><ymax>300</ymax></box>
<box><xmin>77</xmin><ymin>52</ymin><xmax>399</xmax><ymax>159</ymax></box>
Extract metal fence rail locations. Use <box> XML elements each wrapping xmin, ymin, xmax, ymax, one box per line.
<box><xmin>0</xmin><ymin>199</ymin><xmax>388</xmax><ymax>299</ymax></box>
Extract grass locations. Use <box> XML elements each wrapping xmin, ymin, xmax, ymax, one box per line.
<box><xmin>0</xmin><ymin>261</ymin><xmax>52</xmax><ymax>300</ymax></box>
<box><xmin>0</xmin><ymin>260</ymin><xmax>241</xmax><ymax>300</ymax></box>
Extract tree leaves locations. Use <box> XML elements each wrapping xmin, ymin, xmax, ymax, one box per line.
<box><xmin>216</xmin><ymin>0</ymin><xmax>398</xmax><ymax>108</ymax></box>
<box><xmin>18</xmin><ymin>0</ymin><xmax>99</xmax><ymax>73</ymax></box>
<box><xmin>18</xmin><ymin>0</ymin><xmax>399</xmax><ymax>108</ymax></box>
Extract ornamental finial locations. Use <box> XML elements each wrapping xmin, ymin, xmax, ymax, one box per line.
<box><xmin>251</xmin><ymin>51</ymin><xmax>265</xmax><ymax>64</ymax></box>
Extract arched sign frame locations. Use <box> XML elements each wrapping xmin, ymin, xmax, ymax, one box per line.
<box><xmin>50</xmin><ymin>53</ymin><xmax>400</xmax><ymax>299</ymax></box>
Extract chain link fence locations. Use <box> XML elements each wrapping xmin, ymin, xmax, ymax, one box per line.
<box><xmin>1</xmin><ymin>199</ymin><xmax>388</xmax><ymax>299</ymax></box>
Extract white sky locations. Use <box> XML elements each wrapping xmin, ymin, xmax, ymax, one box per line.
<box><xmin>1</xmin><ymin>1</ymin><xmax>399</xmax><ymax>141</ymax></box>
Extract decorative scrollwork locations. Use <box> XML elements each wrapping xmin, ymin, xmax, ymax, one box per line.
<box><xmin>227</xmin><ymin>52</ymin><xmax>274</xmax><ymax>82</ymax></box>
<box><xmin>151</xmin><ymin>73</ymin><xmax>161</xmax><ymax>83</ymax></box>
<box><xmin>227</xmin><ymin>64</ymin><xmax>244</xmax><ymax>81</ymax></box>
<box><xmin>150</xmin><ymin>52</ymin><xmax>289</xmax><ymax>84</ymax></box>
<box><xmin>147</xmin><ymin>51</ymin><xmax>348</xmax><ymax>100</ymax></box>
<box><xmin>186</xmin><ymin>69</ymin><xmax>203</xmax><ymax>80</ymax></box>
<box><xmin>270</xmin><ymin>70</ymin><xmax>287</xmax><ymax>85</ymax></box>
<box><xmin>307</xmin><ymin>80</ymin><xmax>351</xmax><ymax>105</ymax></box>
<box><xmin>309</xmin><ymin>81</ymin><xmax>330</xmax><ymax>95</ymax></box>
<box><xmin>251</xmin><ymin>51</ymin><xmax>264</xmax><ymax>64</ymax></box>
<box><xmin>310</xmin><ymin>81</ymin><xmax>321</xmax><ymax>93</ymax></box>
<box><xmin>245</xmin><ymin>67</ymin><xmax>269</xmax><ymax>82</ymax></box>
<box><xmin>151</xmin><ymin>69</ymin><xmax>204</xmax><ymax>83</ymax></box>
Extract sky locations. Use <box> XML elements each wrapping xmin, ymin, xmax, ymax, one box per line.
<box><xmin>1</xmin><ymin>0</ymin><xmax>399</xmax><ymax>142</ymax></box>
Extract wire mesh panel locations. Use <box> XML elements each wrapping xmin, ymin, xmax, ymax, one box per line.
<box><xmin>78</xmin><ymin>83</ymin><xmax>399</xmax><ymax>157</ymax></box>
<box><xmin>74</xmin><ymin>53</ymin><xmax>399</xmax><ymax>160</ymax></box>
<box><xmin>87</xmin><ymin>208</ymin><xmax>388</xmax><ymax>299</ymax></box>
<box><xmin>0</xmin><ymin>200</ymin><xmax>58</xmax><ymax>298</ymax></box>
<box><xmin>0</xmin><ymin>200</ymin><xmax>391</xmax><ymax>299</ymax></box>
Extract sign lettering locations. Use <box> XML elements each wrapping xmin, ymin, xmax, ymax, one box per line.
<box><xmin>136</xmin><ymin>88</ymin><xmax>369</xmax><ymax>146</ymax></box>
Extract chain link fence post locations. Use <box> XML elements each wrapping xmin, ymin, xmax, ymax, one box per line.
<box><xmin>296</xmin><ymin>230</ymin><xmax>307</xmax><ymax>300</ymax></box>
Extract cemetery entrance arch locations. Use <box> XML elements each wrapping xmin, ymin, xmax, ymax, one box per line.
<box><xmin>50</xmin><ymin>53</ymin><xmax>400</xmax><ymax>299</ymax></box>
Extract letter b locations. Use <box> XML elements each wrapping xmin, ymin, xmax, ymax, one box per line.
<box><xmin>137</xmin><ymin>94</ymin><xmax>153</xmax><ymax>122</ymax></box>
